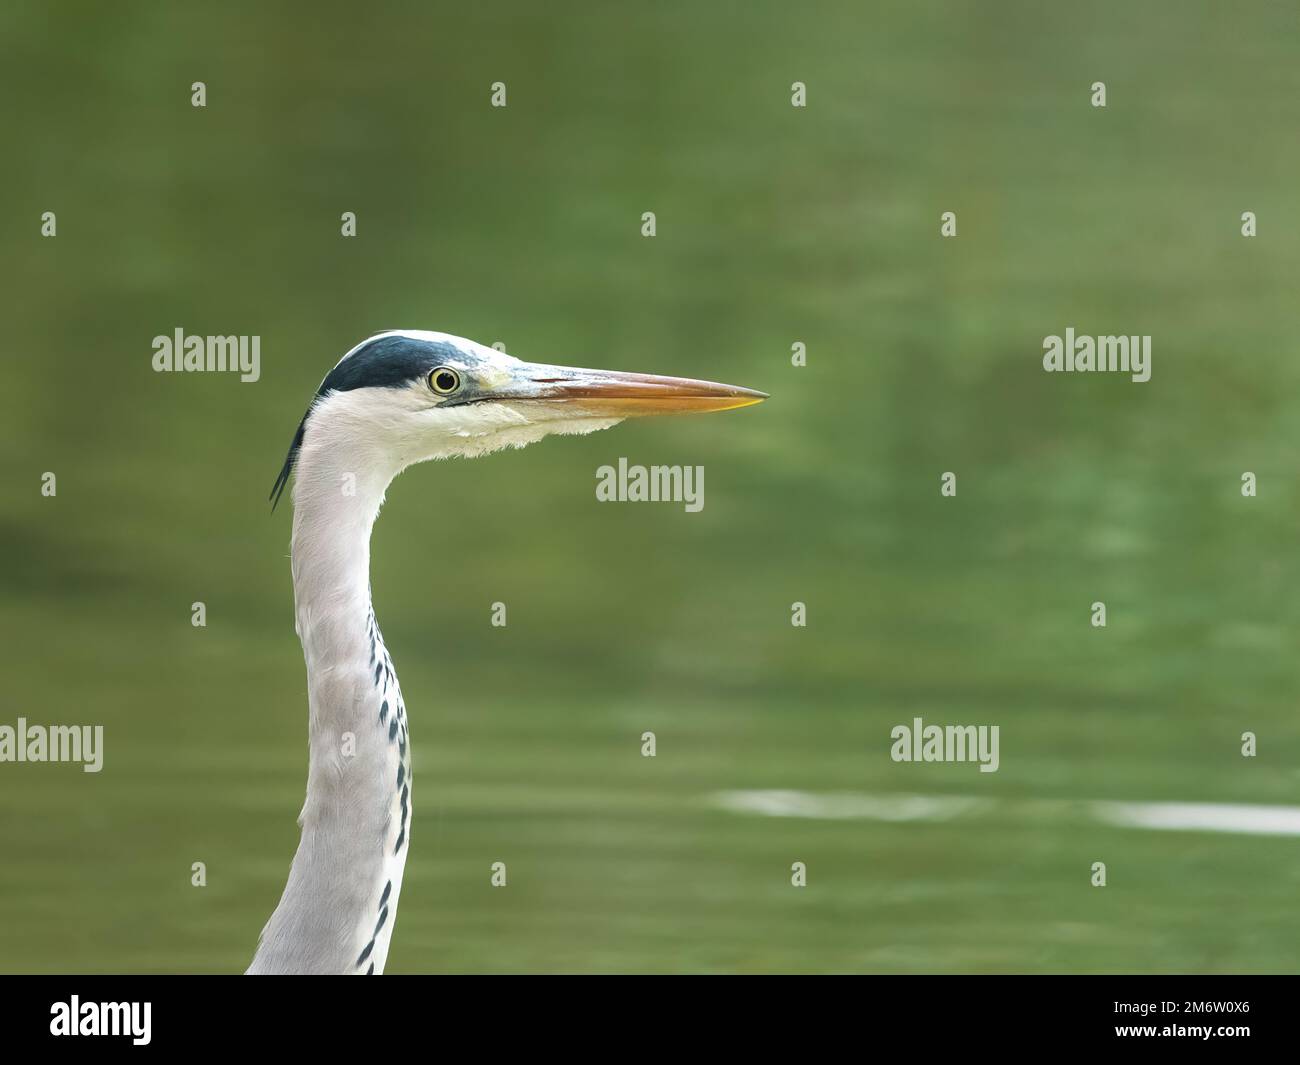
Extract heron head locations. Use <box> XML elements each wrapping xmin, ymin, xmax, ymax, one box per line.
<box><xmin>271</xmin><ymin>330</ymin><xmax>766</xmax><ymax>507</ymax></box>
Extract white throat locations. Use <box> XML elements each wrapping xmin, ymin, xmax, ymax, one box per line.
<box><xmin>247</xmin><ymin>415</ymin><xmax>410</xmax><ymax>975</ymax></box>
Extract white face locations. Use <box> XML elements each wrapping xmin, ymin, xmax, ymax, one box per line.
<box><xmin>310</xmin><ymin>370</ymin><xmax>627</xmax><ymax>466</ymax></box>
<box><xmin>311</xmin><ymin>331</ymin><xmax>624</xmax><ymax>466</ymax></box>
<box><xmin>281</xmin><ymin>329</ymin><xmax>767</xmax><ymax>494</ymax></box>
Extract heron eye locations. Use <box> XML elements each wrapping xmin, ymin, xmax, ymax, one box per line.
<box><xmin>428</xmin><ymin>367</ymin><xmax>461</xmax><ymax>395</ymax></box>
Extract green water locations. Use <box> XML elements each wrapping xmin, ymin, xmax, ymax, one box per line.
<box><xmin>2</xmin><ymin>1</ymin><xmax>1299</xmax><ymax>973</ymax></box>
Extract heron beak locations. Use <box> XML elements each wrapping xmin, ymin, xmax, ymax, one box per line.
<box><xmin>507</xmin><ymin>365</ymin><xmax>768</xmax><ymax>417</ymax></box>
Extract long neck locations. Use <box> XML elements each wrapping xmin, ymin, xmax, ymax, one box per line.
<box><xmin>248</xmin><ymin>441</ymin><xmax>411</xmax><ymax>975</ymax></box>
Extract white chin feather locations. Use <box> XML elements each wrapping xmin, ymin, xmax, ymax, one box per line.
<box><xmin>303</xmin><ymin>386</ymin><xmax>627</xmax><ymax>468</ymax></box>
<box><xmin>446</xmin><ymin>415</ymin><xmax>625</xmax><ymax>458</ymax></box>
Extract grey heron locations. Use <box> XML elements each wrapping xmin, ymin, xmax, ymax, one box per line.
<box><xmin>247</xmin><ymin>330</ymin><xmax>766</xmax><ymax>974</ymax></box>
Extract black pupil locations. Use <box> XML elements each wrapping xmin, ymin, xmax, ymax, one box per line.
<box><xmin>434</xmin><ymin>370</ymin><xmax>457</xmax><ymax>392</ymax></box>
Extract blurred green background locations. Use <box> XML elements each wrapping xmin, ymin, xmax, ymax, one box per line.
<box><xmin>2</xmin><ymin>1</ymin><xmax>1299</xmax><ymax>974</ymax></box>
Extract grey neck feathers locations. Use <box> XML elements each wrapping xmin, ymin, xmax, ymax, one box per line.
<box><xmin>247</xmin><ymin>435</ymin><xmax>411</xmax><ymax>975</ymax></box>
